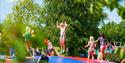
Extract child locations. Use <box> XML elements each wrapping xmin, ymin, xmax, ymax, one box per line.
<box><xmin>31</xmin><ymin>30</ymin><xmax>35</xmax><ymax>37</ymax></box>
<box><xmin>97</xmin><ymin>50</ymin><xmax>103</xmax><ymax>61</ymax></box>
<box><xmin>57</xmin><ymin>21</ymin><xmax>68</xmax><ymax>53</ymax></box>
<box><xmin>44</xmin><ymin>39</ymin><xmax>57</xmax><ymax>56</ymax></box>
<box><xmin>32</xmin><ymin>47</ymin><xmax>49</xmax><ymax>63</ymax></box>
<box><xmin>97</xmin><ymin>33</ymin><xmax>106</xmax><ymax>61</ymax></box>
<box><xmin>32</xmin><ymin>47</ymin><xmax>42</xmax><ymax>57</ymax></box>
<box><xmin>85</xmin><ymin>36</ymin><xmax>97</xmax><ymax>63</ymax></box>
<box><xmin>23</xmin><ymin>26</ymin><xmax>32</xmax><ymax>54</ymax></box>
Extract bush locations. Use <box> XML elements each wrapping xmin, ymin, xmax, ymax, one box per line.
<box><xmin>104</xmin><ymin>53</ymin><xmax>121</xmax><ymax>62</ymax></box>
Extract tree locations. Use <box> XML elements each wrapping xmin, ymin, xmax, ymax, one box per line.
<box><xmin>100</xmin><ymin>21</ymin><xmax>125</xmax><ymax>60</ymax></box>
<box><xmin>0</xmin><ymin>0</ymin><xmax>46</xmax><ymax>62</ymax></box>
<box><xmin>118</xmin><ymin>0</ymin><xmax>125</xmax><ymax>19</ymax></box>
<box><xmin>7</xmin><ymin>0</ymin><xmax>121</xmax><ymax>56</ymax></box>
<box><xmin>41</xmin><ymin>0</ymin><xmax>120</xmax><ymax>56</ymax></box>
<box><xmin>100</xmin><ymin>21</ymin><xmax>125</xmax><ymax>45</ymax></box>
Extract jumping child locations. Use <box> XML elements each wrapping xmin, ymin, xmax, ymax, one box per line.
<box><xmin>57</xmin><ymin>21</ymin><xmax>68</xmax><ymax>53</ymax></box>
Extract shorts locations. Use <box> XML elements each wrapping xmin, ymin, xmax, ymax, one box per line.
<box><xmin>100</xmin><ymin>45</ymin><xmax>106</xmax><ymax>55</ymax></box>
<box><xmin>88</xmin><ymin>51</ymin><xmax>94</xmax><ymax>56</ymax></box>
<box><xmin>26</xmin><ymin>41</ymin><xmax>31</xmax><ymax>48</ymax></box>
<box><xmin>60</xmin><ymin>39</ymin><xmax>65</xmax><ymax>45</ymax></box>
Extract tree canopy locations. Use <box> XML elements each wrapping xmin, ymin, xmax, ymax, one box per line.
<box><xmin>100</xmin><ymin>20</ymin><xmax>125</xmax><ymax>44</ymax></box>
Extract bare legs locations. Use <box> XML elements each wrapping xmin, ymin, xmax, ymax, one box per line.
<box><xmin>87</xmin><ymin>55</ymin><xmax>94</xmax><ymax>63</ymax></box>
<box><xmin>98</xmin><ymin>45</ymin><xmax>106</xmax><ymax>63</ymax></box>
<box><xmin>100</xmin><ymin>45</ymin><xmax>106</xmax><ymax>61</ymax></box>
<box><xmin>25</xmin><ymin>41</ymin><xmax>32</xmax><ymax>56</ymax></box>
<box><xmin>62</xmin><ymin>42</ymin><xmax>65</xmax><ymax>53</ymax></box>
<box><xmin>26</xmin><ymin>41</ymin><xmax>31</xmax><ymax>52</ymax></box>
<box><xmin>87</xmin><ymin>55</ymin><xmax>90</xmax><ymax>63</ymax></box>
<box><xmin>92</xmin><ymin>55</ymin><xmax>94</xmax><ymax>63</ymax></box>
<box><xmin>87</xmin><ymin>52</ymin><xmax>94</xmax><ymax>63</ymax></box>
<box><xmin>60</xmin><ymin>39</ymin><xmax>65</xmax><ymax>53</ymax></box>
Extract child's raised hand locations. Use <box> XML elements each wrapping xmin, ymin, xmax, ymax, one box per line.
<box><xmin>84</xmin><ymin>45</ymin><xmax>88</xmax><ymax>48</ymax></box>
<box><xmin>56</xmin><ymin>21</ymin><xmax>59</xmax><ymax>24</ymax></box>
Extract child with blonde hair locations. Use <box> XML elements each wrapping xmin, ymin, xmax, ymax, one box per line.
<box><xmin>85</xmin><ymin>36</ymin><xmax>97</xmax><ymax>63</ymax></box>
<box><xmin>23</xmin><ymin>26</ymin><xmax>31</xmax><ymax>52</ymax></box>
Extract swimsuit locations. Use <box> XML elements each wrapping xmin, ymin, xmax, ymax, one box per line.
<box><xmin>60</xmin><ymin>28</ymin><xmax>65</xmax><ymax>44</ymax></box>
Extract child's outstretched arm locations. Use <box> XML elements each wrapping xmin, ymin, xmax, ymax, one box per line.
<box><xmin>65</xmin><ymin>21</ymin><xmax>68</xmax><ymax>27</ymax></box>
<box><xmin>56</xmin><ymin>21</ymin><xmax>60</xmax><ymax>28</ymax></box>
<box><xmin>95</xmin><ymin>38</ymin><xmax>99</xmax><ymax>43</ymax></box>
<box><xmin>85</xmin><ymin>42</ymin><xmax>90</xmax><ymax>48</ymax></box>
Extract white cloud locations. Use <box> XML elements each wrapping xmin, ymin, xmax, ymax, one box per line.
<box><xmin>103</xmin><ymin>7</ymin><xmax>122</xmax><ymax>24</ymax></box>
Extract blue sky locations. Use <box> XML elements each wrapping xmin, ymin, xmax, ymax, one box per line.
<box><xmin>0</xmin><ymin>0</ymin><xmax>15</xmax><ymax>23</ymax></box>
<box><xmin>0</xmin><ymin>0</ymin><xmax>124</xmax><ymax>24</ymax></box>
<box><xmin>103</xmin><ymin>7</ymin><xmax>122</xmax><ymax>24</ymax></box>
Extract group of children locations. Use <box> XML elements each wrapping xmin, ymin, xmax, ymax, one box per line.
<box><xmin>23</xmin><ymin>21</ymin><xmax>117</xmax><ymax>63</ymax></box>
<box><xmin>23</xmin><ymin>20</ymin><xmax>68</xmax><ymax>56</ymax></box>
<box><xmin>56</xmin><ymin>21</ymin><xmax>116</xmax><ymax>63</ymax></box>
<box><xmin>0</xmin><ymin>21</ymin><xmax>122</xmax><ymax>63</ymax></box>
<box><xmin>85</xmin><ymin>33</ymin><xmax>117</xmax><ymax>63</ymax></box>
<box><xmin>23</xmin><ymin>26</ymin><xmax>57</xmax><ymax>57</ymax></box>
<box><xmin>23</xmin><ymin>26</ymin><xmax>51</xmax><ymax>63</ymax></box>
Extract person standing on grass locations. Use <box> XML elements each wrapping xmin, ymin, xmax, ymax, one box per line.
<box><xmin>57</xmin><ymin>21</ymin><xmax>68</xmax><ymax>53</ymax></box>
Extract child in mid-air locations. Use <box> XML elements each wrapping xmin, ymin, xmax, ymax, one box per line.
<box><xmin>85</xmin><ymin>36</ymin><xmax>97</xmax><ymax>63</ymax></box>
<box><xmin>57</xmin><ymin>21</ymin><xmax>68</xmax><ymax>53</ymax></box>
